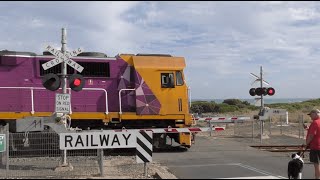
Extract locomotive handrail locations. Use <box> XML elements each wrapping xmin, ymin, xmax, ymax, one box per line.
<box><xmin>118</xmin><ymin>89</ymin><xmax>135</xmax><ymax>115</ymax></box>
<box><xmin>0</xmin><ymin>87</ymin><xmax>109</xmax><ymax>115</ymax></box>
<box><xmin>81</xmin><ymin>88</ymin><xmax>109</xmax><ymax>114</ymax></box>
<box><xmin>0</xmin><ymin>87</ymin><xmax>46</xmax><ymax>114</ymax></box>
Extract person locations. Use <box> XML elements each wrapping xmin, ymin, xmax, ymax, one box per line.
<box><xmin>305</xmin><ymin>109</ymin><xmax>320</xmax><ymax>179</ymax></box>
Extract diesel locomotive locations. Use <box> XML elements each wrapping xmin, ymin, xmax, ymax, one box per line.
<box><xmin>0</xmin><ymin>50</ymin><xmax>194</xmax><ymax>148</ymax></box>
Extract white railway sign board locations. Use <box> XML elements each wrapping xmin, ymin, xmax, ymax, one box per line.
<box><xmin>264</xmin><ymin>108</ymin><xmax>287</xmax><ymax>115</ymax></box>
<box><xmin>42</xmin><ymin>45</ymin><xmax>84</xmax><ymax>72</ymax></box>
<box><xmin>60</xmin><ymin>131</ymin><xmax>137</xmax><ymax>150</ymax></box>
<box><xmin>259</xmin><ymin>108</ymin><xmax>288</xmax><ymax>121</ymax></box>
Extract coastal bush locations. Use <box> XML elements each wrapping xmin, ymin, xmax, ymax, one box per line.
<box><xmin>191</xmin><ymin>98</ymin><xmax>320</xmax><ymax>114</ymax></box>
<box><xmin>191</xmin><ymin>99</ymin><xmax>258</xmax><ymax>114</ymax></box>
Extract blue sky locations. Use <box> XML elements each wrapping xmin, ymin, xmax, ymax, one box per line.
<box><xmin>1</xmin><ymin>1</ymin><xmax>319</xmax><ymax>99</ymax></box>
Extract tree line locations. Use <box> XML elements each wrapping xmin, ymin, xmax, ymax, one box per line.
<box><xmin>190</xmin><ymin>98</ymin><xmax>320</xmax><ymax>114</ymax></box>
<box><xmin>190</xmin><ymin>99</ymin><xmax>258</xmax><ymax>114</ymax></box>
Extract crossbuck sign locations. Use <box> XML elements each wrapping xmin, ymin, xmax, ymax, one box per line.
<box><xmin>42</xmin><ymin>45</ymin><xmax>84</xmax><ymax>73</ymax></box>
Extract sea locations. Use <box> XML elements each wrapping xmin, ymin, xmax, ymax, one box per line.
<box><xmin>192</xmin><ymin>98</ymin><xmax>315</xmax><ymax>105</ymax></box>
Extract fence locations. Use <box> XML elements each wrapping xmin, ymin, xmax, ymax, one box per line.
<box><xmin>198</xmin><ymin>114</ymin><xmax>307</xmax><ymax>140</ymax></box>
<box><xmin>0</xmin><ymin>116</ymin><xmax>308</xmax><ymax>178</ymax></box>
<box><xmin>0</xmin><ymin>125</ymin><xmax>106</xmax><ymax>178</ymax></box>
<box><xmin>0</xmin><ymin>125</ymin><xmax>157</xmax><ymax>179</ymax></box>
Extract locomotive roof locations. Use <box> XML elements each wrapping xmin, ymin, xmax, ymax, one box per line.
<box><xmin>0</xmin><ymin>51</ymin><xmax>176</xmax><ymax>61</ymax></box>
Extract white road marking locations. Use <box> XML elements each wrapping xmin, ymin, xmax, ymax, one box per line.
<box><xmin>168</xmin><ymin>163</ymin><xmax>286</xmax><ymax>179</ymax></box>
<box><xmin>168</xmin><ymin>163</ymin><xmax>241</xmax><ymax>168</ymax></box>
<box><xmin>237</xmin><ymin>163</ymin><xmax>286</xmax><ymax>179</ymax></box>
<box><xmin>218</xmin><ymin>175</ymin><xmax>281</xmax><ymax>179</ymax></box>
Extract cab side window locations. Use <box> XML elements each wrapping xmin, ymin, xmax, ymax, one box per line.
<box><xmin>176</xmin><ymin>71</ymin><xmax>184</xmax><ymax>86</ymax></box>
<box><xmin>161</xmin><ymin>73</ymin><xmax>175</xmax><ymax>88</ymax></box>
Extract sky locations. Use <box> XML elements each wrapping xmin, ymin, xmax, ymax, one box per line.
<box><xmin>0</xmin><ymin>1</ymin><xmax>319</xmax><ymax>100</ymax></box>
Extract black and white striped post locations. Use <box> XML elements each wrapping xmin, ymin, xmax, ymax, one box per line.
<box><xmin>136</xmin><ymin>130</ymin><xmax>153</xmax><ymax>177</ymax></box>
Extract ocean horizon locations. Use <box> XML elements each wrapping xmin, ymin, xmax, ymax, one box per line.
<box><xmin>192</xmin><ymin>98</ymin><xmax>316</xmax><ymax>104</ymax></box>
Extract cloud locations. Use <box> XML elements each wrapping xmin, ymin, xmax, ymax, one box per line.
<box><xmin>1</xmin><ymin>2</ymin><xmax>320</xmax><ymax>99</ymax></box>
<box><xmin>289</xmin><ymin>7</ymin><xmax>317</xmax><ymax>21</ymax></box>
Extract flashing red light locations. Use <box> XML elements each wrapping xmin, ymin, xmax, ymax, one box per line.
<box><xmin>267</xmin><ymin>87</ymin><xmax>275</xmax><ymax>96</ymax></box>
<box><xmin>69</xmin><ymin>74</ymin><xmax>84</xmax><ymax>91</ymax></box>
<box><xmin>74</xmin><ymin>78</ymin><xmax>81</xmax><ymax>86</ymax></box>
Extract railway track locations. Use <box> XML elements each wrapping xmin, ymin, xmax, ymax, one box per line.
<box><xmin>251</xmin><ymin>145</ymin><xmax>309</xmax><ymax>152</ymax></box>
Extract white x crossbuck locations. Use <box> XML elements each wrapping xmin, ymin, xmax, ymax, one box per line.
<box><xmin>42</xmin><ymin>45</ymin><xmax>84</xmax><ymax>73</ymax></box>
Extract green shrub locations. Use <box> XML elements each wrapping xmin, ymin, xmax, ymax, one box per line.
<box><xmin>218</xmin><ymin>104</ymin><xmax>239</xmax><ymax>113</ymax></box>
<box><xmin>191</xmin><ymin>98</ymin><xmax>320</xmax><ymax>114</ymax></box>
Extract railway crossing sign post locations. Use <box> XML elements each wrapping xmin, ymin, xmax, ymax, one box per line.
<box><xmin>43</xmin><ymin>28</ymin><xmax>85</xmax><ymax>167</ymax></box>
<box><xmin>249</xmin><ymin>66</ymin><xmax>275</xmax><ymax>144</ymax></box>
<box><xmin>42</xmin><ymin>28</ymin><xmax>84</xmax><ymax>115</ymax></box>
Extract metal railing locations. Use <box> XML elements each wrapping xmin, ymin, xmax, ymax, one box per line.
<box><xmin>196</xmin><ymin>114</ymin><xmax>308</xmax><ymax>141</ymax></box>
<box><xmin>118</xmin><ymin>89</ymin><xmax>135</xmax><ymax>115</ymax></box>
<box><xmin>81</xmin><ymin>88</ymin><xmax>109</xmax><ymax>114</ymax></box>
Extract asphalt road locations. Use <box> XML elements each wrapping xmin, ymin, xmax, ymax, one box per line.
<box><xmin>153</xmin><ymin>135</ymin><xmax>315</xmax><ymax>179</ymax></box>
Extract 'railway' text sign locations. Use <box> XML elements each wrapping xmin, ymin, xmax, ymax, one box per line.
<box><xmin>59</xmin><ymin>131</ymin><xmax>137</xmax><ymax>150</ymax></box>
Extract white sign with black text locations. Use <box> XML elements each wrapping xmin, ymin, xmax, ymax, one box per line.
<box><xmin>55</xmin><ymin>93</ymin><xmax>71</xmax><ymax>113</ymax></box>
<box><xmin>59</xmin><ymin>131</ymin><xmax>137</xmax><ymax>150</ymax></box>
<box><xmin>265</xmin><ymin>108</ymin><xmax>287</xmax><ymax>115</ymax></box>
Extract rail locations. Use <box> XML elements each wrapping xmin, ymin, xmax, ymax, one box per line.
<box><xmin>0</xmin><ymin>87</ymin><xmax>109</xmax><ymax>114</ymax></box>
<box><xmin>251</xmin><ymin>145</ymin><xmax>308</xmax><ymax>152</ymax></box>
<box><xmin>118</xmin><ymin>89</ymin><xmax>135</xmax><ymax>115</ymax></box>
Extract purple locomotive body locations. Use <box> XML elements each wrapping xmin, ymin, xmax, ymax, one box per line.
<box><xmin>0</xmin><ymin>52</ymin><xmax>140</xmax><ymax>114</ymax></box>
